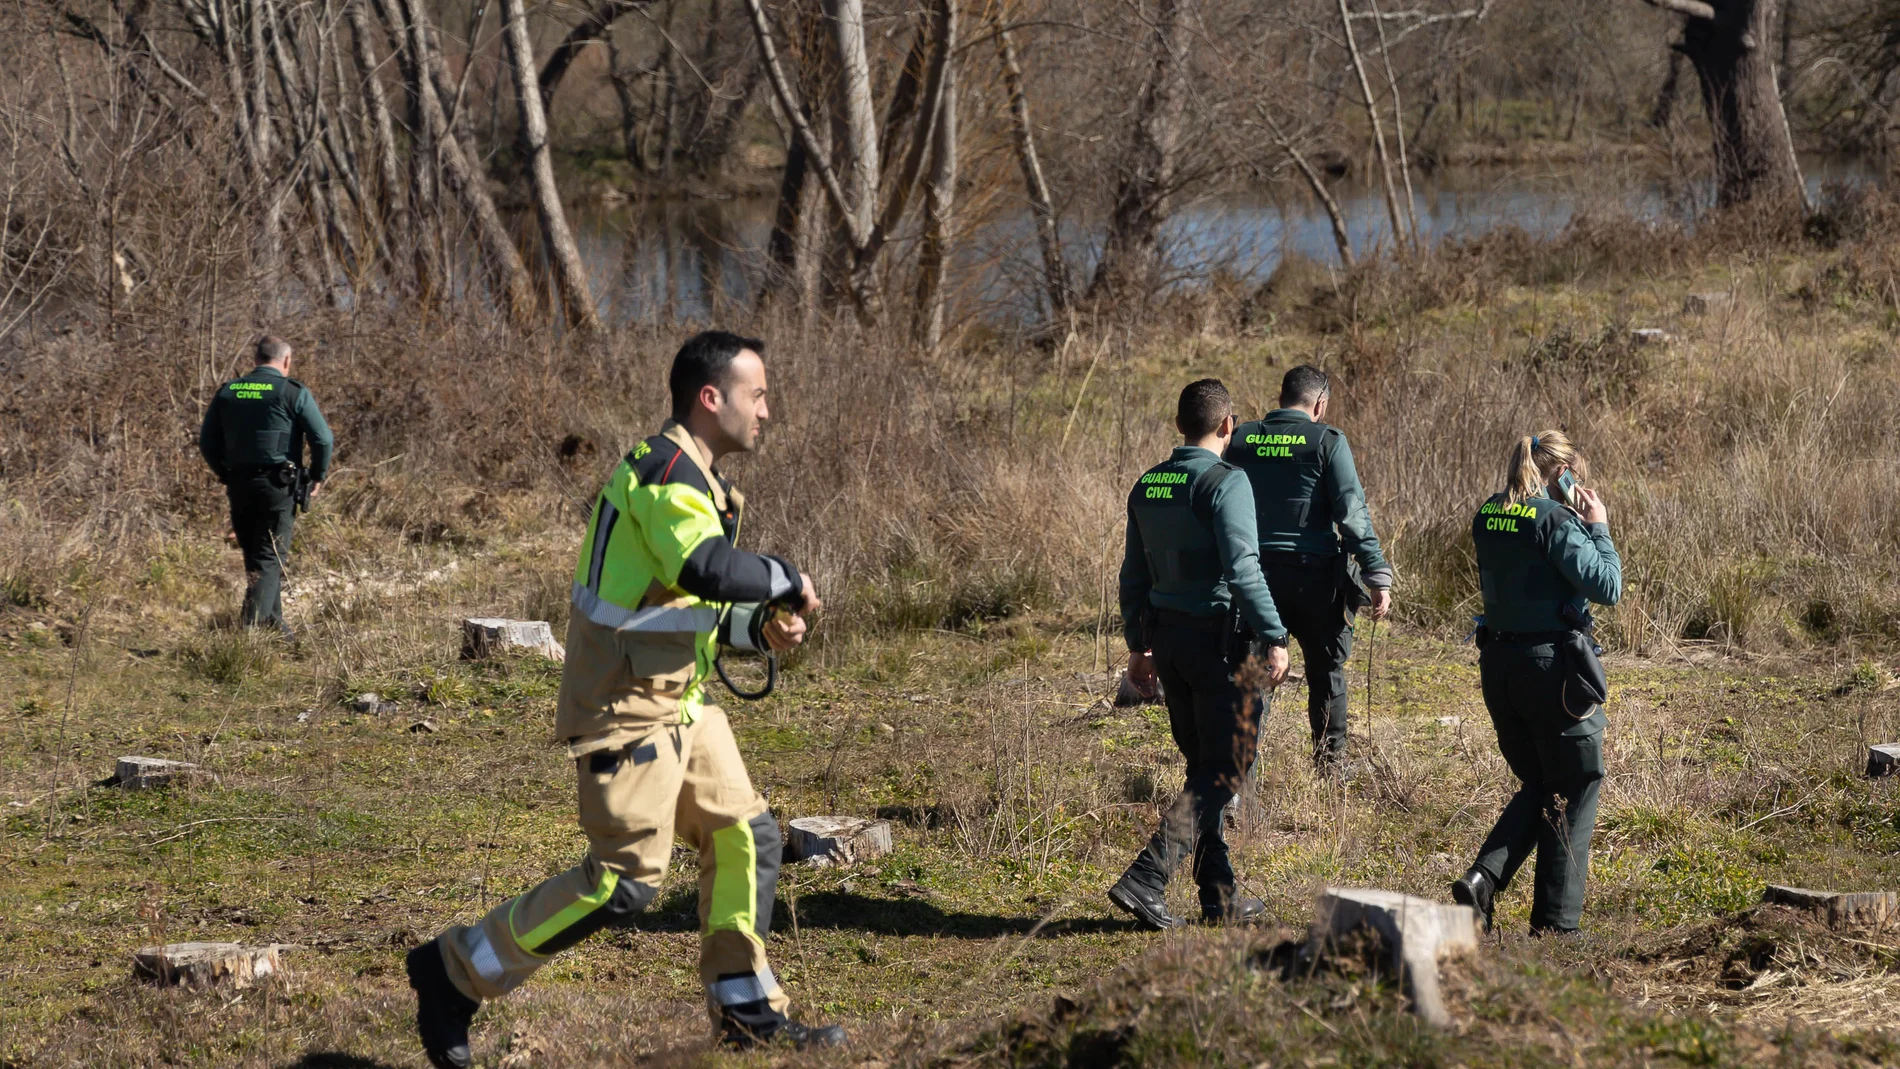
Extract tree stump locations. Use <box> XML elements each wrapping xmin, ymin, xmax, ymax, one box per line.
<box><xmin>1630</xmin><ymin>328</ymin><xmax>1673</xmax><ymax>346</ymax></box>
<box><xmin>133</xmin><ymin>942</ymin><xmax>288</xmax><ymax>987</ymax></box>
<box><xmin>114</xmin><ymin>756</ymin><xmax>210</xmax><ymax>791</ymax></box>
<box><xmin>1683</xmin><ymin>292</ymin><xmax>1730</xmax><ymax>316</ymax></box>
<box><xmin>1308</xmin><ymin>888</ymin><xmax>1477</xmax><ymax>1028</ymax></box>
<box><xmin>784</xmin><ymin>816</ymin><xmax>893</xmax><ymax>867</ymax></box>
<box><xmin>1867</xmin><ymin>744</ymin><xmax>1900</xmax><ymax>778</ymax></box>
<box><xmin>1762</xmin><ymin>885</ymin><xmax>1899</xmax><ymax>929</ymax></box>
<box><xmin>461</xmin><ymin>618</ymin><xmax>564</xmax><ymax>661</ymax></box>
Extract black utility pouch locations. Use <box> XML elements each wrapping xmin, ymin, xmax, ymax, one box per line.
<box><xmin>1223</xmin><ymin>604</ymin><xmax>1255</xmax><ymax>665</ymax></box>
<box><xmin>1557</xmin><ymin>631</ymin><xmax>1609</xmax><ymax>719</ymax></box>
<box><xmin>1336</xmin><ymin>554</ymin><xmax>1372</xmax><ymax>614</ymax></box>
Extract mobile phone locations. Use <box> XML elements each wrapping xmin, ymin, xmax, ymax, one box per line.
<box><xmin>1555</xmin><ymin>470</ymin><xmax>1580</xmax><ymax>508</ymax></box>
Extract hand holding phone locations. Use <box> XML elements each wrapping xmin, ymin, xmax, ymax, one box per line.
<box><xmin>1555</xmin><ymin>469</ymin><xmax>1580</xmax><ymax>508</ymax></box>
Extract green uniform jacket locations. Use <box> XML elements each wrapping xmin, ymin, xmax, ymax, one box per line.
<box><xmin>556</xmin><ymin>422</ymin><xmax>800</xmax><ymax>741</ymax></box>
<box><xmin>1225</xmin><ymin>409</ymin><xmax>1390</xmax><ymax>586</ymax></box>
<box><xmin>197</xmin><ymin>366</ymin><xmax>334</xmax><ymax>482</ymax></box>
<box><xmin>1471</xmin><ymin>489</ymin><xmax>1621</xmax><ymax>634</ymax></box>
<box><xmin>1119</xmin><ymin>446</ymin><xmax>1287</xmax><ymax>650</ymax></box>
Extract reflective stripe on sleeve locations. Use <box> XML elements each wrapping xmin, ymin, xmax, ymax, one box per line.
<box><xmin>571</xmin><ymin>583</ymin><xmax>718</xmax><ymax>633</ymax></box>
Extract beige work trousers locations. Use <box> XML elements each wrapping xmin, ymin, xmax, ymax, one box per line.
<box><xmin>435</xmin><ymin>707</ymin><xmax>791</xmax><ymax>1029</ymax></box>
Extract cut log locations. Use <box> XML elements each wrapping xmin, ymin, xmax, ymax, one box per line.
<box><xmin>784</xmin><ymin>816</ymin><xmax>893</xmax><ymax>867</ymax></box>
<box><xmin>133</xmin><ymin>942</ymin><xmax>288</xmax><ymax>987</ymax></box>
<box><xmin>1308</xmin><ymin>888</ymin><xmax>1477</xmax><ymax>1028</ymax></box>
<box><xmin>461</xmin><ymin>618</ymin><xmax>564</xmax><ymax>661</ymax></box>
<box><xmin>1867</xmin><ymin>744</ymin><xmax>1900</xmax><ymax>778</ymax></box>
<box><xmin>1434</xmin><ymin>716</ymin><xmax>1462</xmax><ymax>728</ymax></box>
<box><xmin>1762</xmin><ymin>885</ymin><xmax>1899</xmax><ymax>929</ymax></box>
<box><xmin>114</xmin><ymin>756</ymin><xmax>211</xmax><ymax>790</ymax></box>
<box><xmin>1630</xmin><ymin>328</ymin><xmax>1673</xmax><ymax>346</ymax></box>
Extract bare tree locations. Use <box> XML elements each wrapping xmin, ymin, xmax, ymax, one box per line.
<box><xmin>991</xmin><ymin>4</ymin><xmax>1072</xmax><ymax>319</ymax></box>
<box><xmin>500</xmin><ymin>0</ymin><xmax>599</xmax><ymax>331</ymax></box>
<box><xmin>1087</xmin><ymin>0</ymin><xmax>1196</xmax><ymax>305</ymax></box>
<box><xmin>1640</xmin><ymin>0</ymin><xmax>1806</xmax><ymax>208</ymax></box>
<box><xmin>915</xmin><ymin>0</ymin><xmax>956</xmax><ymax>349</ymax></box>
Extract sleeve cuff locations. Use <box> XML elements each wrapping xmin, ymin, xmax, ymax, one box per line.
<box><xmin>1586</xmin><ymin>522</ymin><xmax>1610</xmax><ymax>537</ymax></box>
<box><xmin>763</xmin><ymin>555</ymin><xmax>798</xmax><ymax>602</ymax></box>
<box><xmin>1363</xmin><ymin>569</ymin><xmax>1393</xmax><ymax>589</ymax></box>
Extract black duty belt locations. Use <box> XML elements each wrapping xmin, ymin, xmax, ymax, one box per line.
<box><xmin>1261</xmin><ymin>550</ymin><xmax>1337</xmax><ymax>570</ymax></box>
<box><xmin>1489</xmin><ymin>629</ymin><xmax>1577</xmax><ymax>644</ymax></box>
<box><xmin>1154</xmin><ymin>607</ymin><xmax>1228</xmax><ymax>630</ymax></box>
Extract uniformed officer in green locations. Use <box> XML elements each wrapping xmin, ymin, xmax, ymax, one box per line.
<box><xmin>197</xmin><ymin>336</ymin><xmax>333</xmax><ymax>637</ymax></box>
<box><xmin>1108</xmin><ymin>379</ymin><xmax>1291</xmax><ymax>930</ymax></box>
<box><xmin>1225</xmin><ymin>365</ymin><xmax>1391</xmax><ymax>765</ymax></box>
<box><xmin>1451</xmin><ymin>430</ymin><xmax>1620</xmax><ymax>936</ymax></box>
<box><xmin>405</xmin><ymin>332</ymin><xmax>842</xmax><ymax>1069</ymax></box>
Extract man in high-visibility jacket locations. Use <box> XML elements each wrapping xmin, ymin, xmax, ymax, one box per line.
<box><xmin>406</xmin><ymin>332</ymin><xmax>841</xmax><ymax>1067</ymax></box>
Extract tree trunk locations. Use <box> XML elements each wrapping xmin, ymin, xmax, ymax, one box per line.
<box><xmin>386</xmin><ymin>0</ymin><xmax>537</xmax><ymax>323</ymax></box>
<box><xmin>1678</xmin><ymin>0</ymin><xmax>1804</xmax><ymax>208</ymax></box>
<box><xmin>1337</xmin><ymin>0</ymin><xmax>1410</xmax><ymax>248</ymax></box>
<box><xmin>914</xmin><ymin>0</ymin><xmax>955</xmax><ymax>350</ymax></box>
<box><xmin>823</xmin><ymin>0</ymin><xmax>879</xmax><ymax>248</ymax></box>
<box><xmin>538</xmin><ymin>0</ymin><xmax>655</xmax><ymax>107</ymax></box>
<box><xmin>1086</xmin><ymin>0</ymin><xmax>1194</xmax><ymax>305</ymax></box>
<box><xmin>499</xmin><ymin>0</ymin><xmax>599</xmax><ymax>331</ymax></box>
<box><xmin>992</xmin><ymin>8</ymin><xmax>1071</xmax><ymax>318</ymax></box>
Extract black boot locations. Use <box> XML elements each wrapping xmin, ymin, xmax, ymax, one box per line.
<box><xmin>406</xmin><ymin>939</ymin><xmax>478</xmax><ymax>1069</ymax></box>
<box><xmin>1450</xmin><ymin>868</ymin><xmax>1496</xmax><ymax>933</ymax></box>
<box><xmin>1108</xmin><ymin>876</ymin><xmax>1184</xmax><ymax>930</ymax></box>
<box><xmin>720</xmin><ymin>1010</ymin><xmax>847</xmax><ymax>1051</ymax></box>
<box><xmin>1201</xmin><ymin>893</ymin><xmax>1267</xmax><ymax>925</ymax></box>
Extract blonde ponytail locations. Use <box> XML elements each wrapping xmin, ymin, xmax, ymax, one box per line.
<box><xmin>1505</xmin><ymin>429</ymin><xmax>1585</xmax><ymax>504</ymax></box>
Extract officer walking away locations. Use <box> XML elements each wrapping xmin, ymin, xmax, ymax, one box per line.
<box><xmin>1108</xmin><ymin>379</ymin><xmax>1291</xmax><ymax>931</ymax></box>
<box><xmin>197</xmin><ymin>335</ymin><xmax>333</xmax><ymax>638</ymax></box>
<box><xmin>1226</xmin><ymin>365</ymin><xmax>1392</xmax><ymax>768</ymax></box>
<box><xmin>405</xmin><ymin>331</ymin><xmax>843</xmax><ymax>1068</ymax></box>
<box><xmin>1451</xmin><ymin>430</ymin><xmax>1621</xmax><ymax>937</ymax></box>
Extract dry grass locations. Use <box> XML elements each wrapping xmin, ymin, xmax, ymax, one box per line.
<box><xmin>4</xmin><ymin>206</ymin><xmax>1900</xmax><ymax>1065</ymax></box>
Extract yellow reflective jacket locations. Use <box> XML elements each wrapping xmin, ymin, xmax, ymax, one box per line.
<box><xmin>555</xmin><ymin>422</ymin><xmax>799</xmax><ymax>740</ymax></box>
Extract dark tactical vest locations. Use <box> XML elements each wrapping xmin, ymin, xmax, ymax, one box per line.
<box><xmin>1228</xmin><ymin>414</ymin><xmax>1340</xmax><ymax>552</ymax></box>
<box><xmin>215</xmin><ymin>369</ymin><xmax>307</xmax><ymax>470</ymax></box>
<box><xmin>1471</xmin><ymin>492</ymin><xmax>1587</xmax><ymax>634</ymax></box>
<box><xmin>1129</xmin><ymin>451</ymin><xmax>1238</xmax><ymax>608</ymax></box>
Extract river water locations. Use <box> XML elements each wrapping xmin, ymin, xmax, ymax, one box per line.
<box><xmin>568</xmin><ymin>158</ymin><xmax>1874</xmax><ymax>326</ymax></box>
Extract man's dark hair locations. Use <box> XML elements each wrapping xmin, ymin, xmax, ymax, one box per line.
<box><xmin>1176</xmin><ymin>378</ymin><xmax>1233</xmax><ymax>439</ymax></box>
<box><xmin>669</xmin><ymin>330</ymin><xmax>766</xmax><ymax>420</ymax></box>
<box><xmin>255</xmin><ymin>335</ymin><xmax>293</xmax><ymax>365</ymax></box>
<box><xmin>1280</xmin><ymin>364</ymin><xmax>1330</xmax><ymax>408</ymax></box>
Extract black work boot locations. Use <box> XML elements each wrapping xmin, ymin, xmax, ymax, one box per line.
<box><xmin>406</xmin><ymin>939</ymin><xmax>478</xmax><ymax>1069</ymax></box>
<box><xmin>1108</xmin><ymin>877</ymin><xmax>1184</xmax><ymax>930</ymax></box>
<box><xmin>1450</xmin><ymin>868</ymin><xmax>1496</xmax><ymax>933</ymax></box>
<box><xmin>1201</xmin><ymin>893</ymin><xmax>1267</xmax><ymax>925</ymax></box>
<box><xmin>720</xmin><ymin>1012</ymin><xmax>847</xmax><ymax>1051</ymax></box>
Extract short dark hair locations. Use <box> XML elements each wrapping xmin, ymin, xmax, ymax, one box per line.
<box><xmin>669</xmin><ymin>330</ymin><xmax>765</xmax><ymax>420</ymax></box>
<box><xmin>1280</xmin><ymin>364</ymin><xmax>1330</xmax><ymax>408</ymax></box>
<box><xmin>255</xmin><ymin>335</ymin><xmax>292</xmax><ymax>364</ymax></box>
<box><xmin>1176</xmin><ymin>378</ymin><xmax>1232</xmax><ymax>439</ymax></box>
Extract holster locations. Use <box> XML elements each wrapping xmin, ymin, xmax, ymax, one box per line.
<box><xmin>1336</xmin><ymin>553</ymin><xmax>1372</xmax><ymax>614</ymax></box>
<box><xmin>1556</xmin><ymin>604</ymin><xmax>1609</xmax><ymax>718</ymax></box>
<box><xmin>1223</xmin><ymin>603</ymin><xmax>1256</xmax><ymax>665</ymax></box>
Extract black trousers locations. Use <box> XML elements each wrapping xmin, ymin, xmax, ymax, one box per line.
<box><xmin>226</xmin><ymin>473</ymin><xmax>296</xmax><ymax>633</ymax></box>
<box><xmin>1263</xmin><ymin>558</ymin><xmax>1354</xmax><ymax>757</ymax></box>
<box><xmin>1122</xmin><ymin>614</ymin><xmax>1262</xmax><ymax>909</ymax></box>
<box><xmin>1470</xmin><ymin>639</ymin><xmax>1605</xmax><ymax>931</ymax></box>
